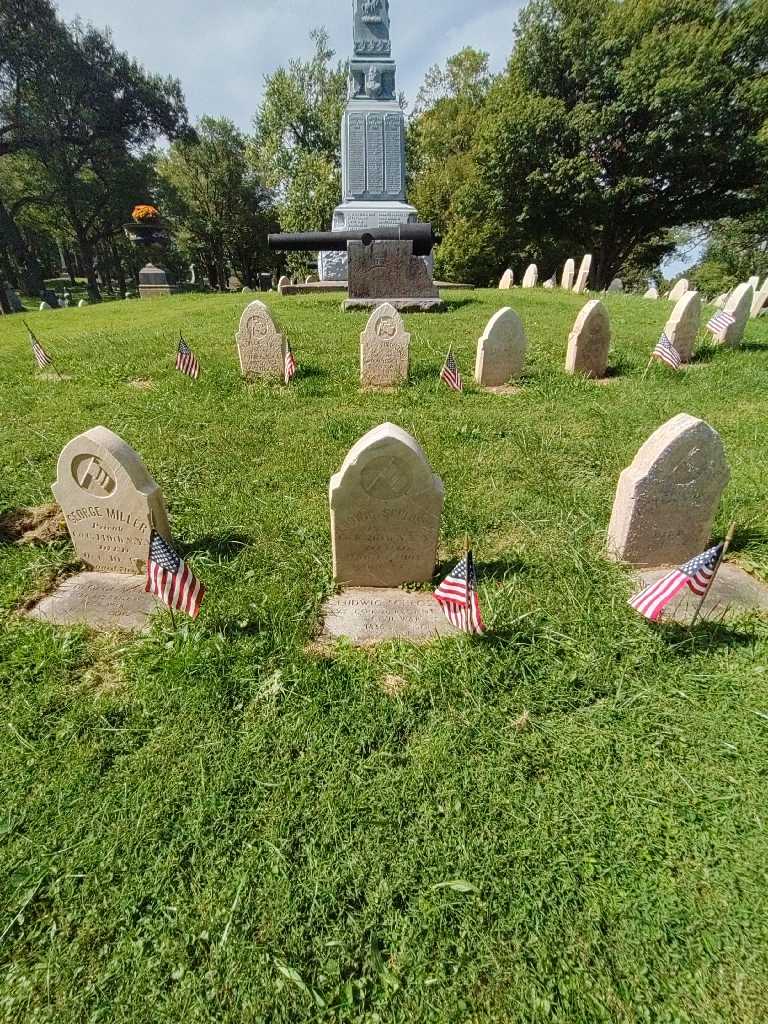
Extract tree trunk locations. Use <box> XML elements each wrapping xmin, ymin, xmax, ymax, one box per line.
<box><xmin>77</xmin><ymin>234</ymin><xmax>102</xmax><ymax>303</ymax></box>
<box><xmin>0</xmin><ymin>199</ymin><xmax>44</xmax><ymax>295</ymax></box>
<box><xmin>111</xmin><ymin>241</ymin><xmax>127</xmax><ymax>295</ymax></box>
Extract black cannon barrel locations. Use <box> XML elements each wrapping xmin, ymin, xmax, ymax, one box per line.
<box><xmin>268</xmin><ymin>222</ymin><xmax>440</xmax><ymax>257</ymax></box>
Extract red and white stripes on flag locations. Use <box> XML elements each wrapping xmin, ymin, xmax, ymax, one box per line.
<box><xmin>145</xmin><ymin>530</ymin><xmax>205</xmax><ymax>619</ymax></box>
<box><xmin>440</xmin><ymin>349</ymin><xmax>463</xmax><ymax>392</ymax></box>
<box><xmin>285</xmin><ymin>344</ymin><xmax>297</xmax><ymax>383</ymax></box>
<box><xmin>652</xmin><ymin>332</ymin><xmax>682</xmax><ymax>370</ymax></box>
<box><xmin>27</xmin><ymin>324</ymin><xmax>52</xmax><ymax>369</ymax></box>
<box><xmin>706</xmin><ymin>310</ymin><xmax>735</xmax><ymax>340</ymax></box>
<box><xmin>434</xmin><ymin>551</ymin><xmax>485</xmax><ymax>635</ymax></box>
<box><xmin>176</xmin><ymin>337</ymin><xmax>200</xmax><ymax>379</ymax></box>
<box><xmin>628</xmin><ymin>543</ymin><xmax>724</xmax><ymax>622</ymax></box>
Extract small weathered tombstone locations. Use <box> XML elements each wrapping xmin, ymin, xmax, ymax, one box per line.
<box><xmin>715</xmin><ymin>282</ymin><xmax>753</xmax><ymax>347</ymax></box>
<box><xmin>241</xmin><ymin>286</ymin><xmax>252</xmax><ymax>293</ymax></box>
<box><xmin>277</xmin><ymin>275</ymin><xmax>290</xmax><ymax>294</ymax></box>
<box><xmin>228</xmin><ymin>275</ymin><xmax>242</xmax><ymax>291</ymax></box>
<box><xmin>329</xmin><ymin>423</ymin><xmax>443</xmax><ymax>588</ymax></box>
<box><xmin>543</xmin><ymin>274</ymin><xmax>556</xmax><ymax>290</ymax></box>
<box><xmin>573</xmin><ymin>254</ymin><xmax>592</xmax><ymax>294</ymax></box>
<box><xmin>474</xmin><ymin>307</ymin><xmax>528</xmax><ymax>389</ymax></box>
<box><xmin>561</xmin><ymin>259</ymin><xmax>575</xmax><ymax>290</ymax></box>
<box><xmin>750</xmin><ymin>277</ymin><xmax>768</xmax><ymax>318</ymax></box>
<box><xmin>498</xmin><ymin>269</ymin><xmax>514</xmax><ymax>290</ymax></box>
<box><xmin>664</xmin><ymin>290</ymin><xmax>701</xmax><ymax>363</ymax></box>
<box><xmin>4</xmin><ymin>283</ymin><xmax>23</xmax><ymax>311</ymax></box>
<box><xmin>77</xmin><ymin>299</ymin><xmax>87</xmax><ymax>308</ymax></box>
<box><xmin>522</xmin><ymin>264</ymin><xmax>538</xmax><ymax>288</ymax></box>
<box><xmin>606</xmin><ymin>413</ymin><xmax>730</xmax><ymax>567</ymax></box>
<box><xmin>747</xmin><ymin>275</ymin><xmax>760</xmax><ymax>292</ymax></box>
<box><xmin>52</xmin><ymin>426</ymin><xmax>171</xmax><ymax>574</ymax></box>
<box><xmin>305</xmin><ymin>274</ymin><xmax>319</xmax><ymax>284</ymax></box>
<box><xmin>235</xmin><ymin>300</ymin><xmax>286</xmax><ymax>378</ymax></box>
<box><xmin>39</xmin><ymin>302</ymin><xmax>52</xmax><ymax>311</ymax></box>
<box><xmin>607</xmin><ymin>279</ymin><xmax>623</xmax><ymax>294</ymax></box>
<box><xmin>712</xmin><ymin>292</ymin><xmax>728</xmax><ymax>309</ymax></box>
<box><xmin>643</xmin><ymin>287</ymin><xmax>659</xmax><ymax>299</ymax></box>
<box><xmin>668</xmin><ymin>279</ymin><xmax>689</xmax><ymax>302</ymax></box>
<box><xmin>360</xmin><ymin>303</ymin><xmax>410</xmax><ymax>388</ymax></box>
<box><xmin>565</xmin><ymin>299</ymin><xmax>611</xmax><ymax>378</ymax></box>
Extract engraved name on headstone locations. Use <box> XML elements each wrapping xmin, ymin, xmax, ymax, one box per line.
<box><xmin>360</xmin><ymin>303</ymin><xmax>410</xmax><ymax>387</ymax></box>
<box><xmin>235</xmin><ymin>300</ymin><xmax>286</xmax><ymax>378</ymax></box>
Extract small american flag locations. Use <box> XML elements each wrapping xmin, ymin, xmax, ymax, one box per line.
<box><xmin>27</xmin><ymin>323</ymin><xmax>52</xmax><ymax>368</ymax></box>
<box><xmin>284</xmin><ymin>344</ymin><xmax>297</xmax><ymax>383</ymax></box>
<box><xmin>440</xmin><ymin>349</ymin><xmax>463</xmax><ymax>392</ymax></box>
<box><xmin>652</xmin><ymin>332</ymin><xmax>682</xmax><ymax>370</ymax></box>
<box><xmin>176</xmin><ymin>336</ymin><xmax>200</xmax><ymax>379</ymax></box>
<box><xmin>145</xmin><ymin>530</ymin><xmax>205</xmax><ymax>619</ymax></box>
<box><xmin>628</xmin><ymin>543</ymin><xmax>724</xmax><ymax>622</ymax></box>
<box><xmin>707</xmin><ymin>310</ymin><xmax>735</xmax><ymax>339</ymax></box>
<box><xmin>434</xmin><ymin>551</ymin><xmax>485</xmax><ymax>634</ymax></box>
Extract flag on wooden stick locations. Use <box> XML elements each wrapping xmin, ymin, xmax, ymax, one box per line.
<box><xmin>652</xmin><ymin>332</ymin><xmax>682</xmax><ymax>370</ymax></box>
<box><xmin>284</xmin><ymin>343</ymin><xmax>297</xmax><ymax>383</ymax></box>
<box><xmin>145</xmin><ymin>531</ymin><xmax>205</xmax><ymax>619</ymax></box>
<box><xmin>434</xmin><ymin>550</ymin><xmax>485</xmax><ymax>634</ymax></box>
<box><xmin>26</xmin><ymin>321</ymin><xmax>52</xmax><ymax>369</ymax></box>
<box><xmin>628</xmin><ymin>543</ymin><xmax>724</xmax><ymax>622</ymax></box>
<box><xmin>176</xmin><ymin>336</ymin><xmax>200</xmax><ymax>379</ymax></box>
<box><xmin>440</xmin><ymin>349</ymin><xmax>463</xmax><ymax>392</ymax></box>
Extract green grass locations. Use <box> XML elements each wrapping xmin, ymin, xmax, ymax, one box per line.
<box><xmin>1</xmin><ymin>289</ymin><xmax>768</xmax><ymax>1023</ymax></box>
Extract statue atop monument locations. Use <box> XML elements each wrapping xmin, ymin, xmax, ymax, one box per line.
<box><xmin>354</xmin><ymin>0</ymin><xmax>391</xmax><ymax>57</ymax></box>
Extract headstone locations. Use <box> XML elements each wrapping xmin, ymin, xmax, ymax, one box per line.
<box><xmin>664</xmin><ymin>291</ymin><xmax>701</xmax><ymax>363</ymax></box>
<box><xmin>573</xmin><ymin>254</ymin><xmax>592</xmax><ymax>294</ymax></box>
<box><xmin>714</xmin><ymin>282</ymin><xmax>753</xmax><ymax>347</ymax></box>
<box><xmin>40</xmin><ymin>288</ymin><xmax>60</xmax><ymax>308</ymax></box>
<box><xmin>78</xmin><ymin>299</ymin><xmax>87</xmax><ymax>308</ymax></box>
<box><xmin>3</xmin><ymin>283</ymin><xmax>23</xmax><ymax>311</ymax></box>
<box><xmin>52</xmin><ymin>426</ymin><xmax>171</xmax><ymax>574</ymax></box>
<box><xmin>712</xmin><ymin>292</ymin><xmax>728</xmax><ymax>309</ymax></box>
<box><xmin>360</xmin><ymin>302</ymin><xmax>410</xmax><ymax>387</ymax></box>
<box><xmin>543</xmin><ymin>275</ymin><xmax>556</xmax><ymax>290</ymax></box>
<box><xmin>39</xmin><ymin>302</ymin><xmax>52</xmax><ymax>311</ymax></box>
<box><xmin>498</xmin><ymin>269</ymin><xmax>514</xmax><ymax>290</ymax></box>
<box><xmin>343</xmin><ymin>240</ymin><xmax>442</xmax><ymax>311</ymax></box>
<box><xmin>747</xmin><ymin>275</ymin><xmax>760</xmax><ymax>292</ymax></box>
<box><xmin>241</xmin><ymin>286</ymin><xmax>252</xmax><ymax>293</ymax></box>
<box><xmin>277</xmin><ymin>276</ymin><xmax>290</xmax><ymax>294</ymax></box>
<box><xmin>138</xmin><ymin>263</ymin><xmax>177</xmax><ymax>299</ymax></box>
<box><xmin>607</xmin><ymin>414</ymin><xmax>729</xmax><ymax>567</ymax></box>
<box><xmin>522</xmin><ymin>264</ymin><xmax>538</xmax><ymax>288</ymax></box>
<box><xmin>474</xmin><ymin>307</ymin><xmax>528</xmax><ymax>388</ymax></box>
<box><xmin>668</xmin><ymin>279</ymin><xmax>689</xmax><ymax>302</ymax></box>
<box><xmin>643</xmin><ymin>287</ymin><xmax>659</xmax><ymax>299</ymax></box>
<box><xmin>607</xmin><ymin>279</ymin><xmax>623</xmax><ymax>294</ymax></box>
<box><xmin>565</xmin><ymin>300</ymin><xmax>611</xmax><ymax>378</ymax></box>
<box><xmin>329</xmin><ymin>423</ymin><xmax>443</xmax><ymax>587</ymax></box>
<box><xmin>235</xmin><ymin>300</ymin><xmax>286</xmax><ymax>378</ymax></box>
<box><xmin>228</xmin><ymin>275</ymin><xmax>242</xmax><ymax>291</ymax></box>
<box><xmin>305</xmin><ymin>274</ymin><xmax>319</xmax><ymax>284</ymax></box>
<box><xmin>750</xmin><ymin>277</ymin><xmax>768</xmax><ymax>318</ymax></box>
<box><xmin>561</xmin><ymin>259</ymin><xmax>575</xmax><ymax>290</ymax></box>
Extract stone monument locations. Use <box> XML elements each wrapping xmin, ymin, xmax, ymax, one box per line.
<box><xmin>643</xmin><ymin>287</ymin><xmax>659</xmax><ymax>299</ymax></box>
<box><xmin>565</xmin><ymin>300</ymin><xmax>611</xmax><ymax>378</ymax></box>
<box><xmin>360</xmin><ymin>302</ymin><xmax>410</xmax><ymax>387</ymax></box>
<box><xmin>522</xmin><ymin>264</ymin><xmax>538</xmax><ymax>288</ymax></box>
<box><xmin>668</xmin><ymin>279</ymin><xmax>689</xmax><ymax>302</ymax></box>
<box><xmin>329</xmin><ymin>422</ymin><xmax>443</xmax><ymax>588</ymax></box>
<box><xmin>499</xmin><ymin>269</ymin><xmax>514</xmax><ymax>290</ymax></box>
<box><xmin>345</xmin><ymin>239</ymin><xmax>441</xmax><ymax>311</ymax></box>
<box><xmin>664</xmin><ymin>291</ymin><xmax>701</xmax><ymax>363</ymax></box>
<box><xmin>474</xmin><ymin>308</ymin><xmax>528</xmax><ymax>388</ymax></box>
<box><xmin>606</xmin><ymin>414</ymin><xmax>730</xmax><ymax>566</ymax></box>
<box><xmin>320</xmin><ymin>0</ymin><xmax>418</xmax><ymax>282</ymax></box>
<box><xmin>751</xmin><ymin>277</ymin><xmax>768</xmax><ymax>318</ymax></box>
<box><xmin>235</xmin><ymin>300</ymin><xmax>287</xmax><ymax>378</ymax></box>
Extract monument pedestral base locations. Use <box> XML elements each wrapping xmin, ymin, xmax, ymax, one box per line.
<box><xmin>319</xmin><ymin>589</ymin><xmax>458</xmax><ymax>646</ymax></box>
<box><xmin>342</xmin><ymin>240</ymin><xmax>443</xmax><ymax>313</ymax></box>
<box><xmin>138</xmin><ymin>263</ymin><xmax>178</xmax><ymax>299</ymax></box>
<box><xmin>344</xmin><ymin>297</ymin><xmax>445</xmax><ymax>312</ymax></box>
<box><xmin>320</xmin><ymin>201</ymin><xmax>423</xmax><ymax>282</ymax></box>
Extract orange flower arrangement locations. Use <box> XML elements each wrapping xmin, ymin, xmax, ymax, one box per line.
<box><xmin>131</xmin><ymin>204</ymin><xmax>160</xmax><ymax>224</ymax></box>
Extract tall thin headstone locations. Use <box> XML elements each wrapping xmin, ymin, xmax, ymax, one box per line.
<box><xmin>715</xmin><ymin>283</ymin><xmax>753</xmax><ymax>347</ymax></box>
<box><xmin>330</xmin><ymin>423</ymin><xmax>443</xmax><ymax>587</ymax></box>
<box><xmin>607</xmin><ymin>414</ymin><xmax>729</xmax><ymax>566</ymax></box>
<box><xmin>565</xmin><ymin>300</ymin><xmax>611</xmax><ymax>378</ymax></box>
<box><xmin>606</xmin><ymin>279</ymin><xmax>623</xmax><ymax>294</ymax></box>
<box><xmin>498</xmin><ymin>269</ymin><xmax>514</xmax><ymax>290</ymax></box>
<box><xmin>474</xmin><ymin>308</ymin><xmax>528</xmax><ymax>388</ymax></box>
<box><xmin>668</xmin><ymin>279</ymin><xmax>689</xmax><ymax>302</ymax></box>
<box><xmin>235</xmin><ymin>300</ymin><xmax>286</xmax><ymax>378</ymax></box>
<box><xmin>573</xmin><ymin>255</ymin><xmax>592</xmax><ymax>294</ymax></box>
<box><xmin>360</xmin><ymin>303</ymin><xmax>409</xmax><ymax>387</ymax></box>
<box><xmin>522</xmin><ymin>264</ymin><xmax>538</xmax><ymax>288</ymax></box>
<box><xmin>750</xmin><ymin>277</ymin><xmax>768</xmax><ymax>319</ymax></box>
<box><xmin>664</xmin><ymin>291</ymin><xmax>701</xmax><ymax>363</ymax></box>
<box><xmin>52</xmin><ymin>426</ymin><xmax>171</xmax><ymax>574</ymax></box>
<box><xmin>561</xmin><ymin>259</ymin><xmax>575</xmax><ymax>290</ymax></box>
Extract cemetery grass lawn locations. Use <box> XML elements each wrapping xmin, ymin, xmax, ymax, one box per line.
<box><xmin>2</xmin><ymin>290</ymin><xmax>768</xmax><ymax>1024</ymax></box>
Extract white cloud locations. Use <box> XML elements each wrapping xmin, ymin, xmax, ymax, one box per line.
<box><xmin>53</xmin><ymin>0</ymin><xmax>522</xmax><ymax>131</ymax></box>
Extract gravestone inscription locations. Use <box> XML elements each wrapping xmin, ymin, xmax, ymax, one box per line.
<box><xmin>235</xmin><ymin>300</ymin><xmax>287</xmax><ymax>378</ymax></box>
<box><xmin>360</xmin><ymin>303</ymin><xmax>410</xmax><ymax>387</ymax></box>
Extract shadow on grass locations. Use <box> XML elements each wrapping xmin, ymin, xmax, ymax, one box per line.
<box><xmin>182</xmin><ymin>531</ymin><xmax>251</xmax><ymax>561</ymax></box>
<box><xmin>660</xmin><ymin>619</ymin><xmax>760</xmax><ymax>654</ymax></box>
<box><xmin>730</xmin><ymin>525</ymin><xmax>768</xmax><ymax>551</ymax></box>
<box><xmin>442</xmin><ymin>297</ymin><xmax>481</xmax><ymax>311</ymax></box>
<box><xmin>739</xmin><ymin>340</ymin><xmax>768</xmax><ymax>353</ymax></box>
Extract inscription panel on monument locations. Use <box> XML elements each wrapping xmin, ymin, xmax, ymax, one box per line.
<box><xmin>366</xmin><ymin>114</ymin><xmax>385</xmax><ymax>195</ymax></box>
<box><xmin>347</xmin><ymin>113</ymin><xmax>367</xmax><ymax>196</ymax></box>
<box><xmin>384</xmin><ymin>114</ymin><xmax>403</xmax><ymax>196</ymax></box>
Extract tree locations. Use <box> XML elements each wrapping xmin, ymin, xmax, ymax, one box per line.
<box><xmin>251</xmin><ymin>29</ymin><xmax>347</xmax><ymax>273</ymax></box>
<box><xmin>156</xmin><ymin>117</ymin><xmax>276</xmax><ymax>290</ymax></box>
<box><xmin>690</xmin><ymin>211</ymin><xmax>768</xmax><ymax>296</ymax></box>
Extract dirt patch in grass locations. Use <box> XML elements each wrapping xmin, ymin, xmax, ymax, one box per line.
<box><xmin>381</xmin><ymin>674</ymin><xmax>408</xmax><ymax>697</ymax></box>
<box><xmin>0</xmin><ymin>504</ymin><xmax>66</xmax><ymax>546</ymax></box>
<box><xmin>128</xmin><ymin>378</ymin><xmax>154</xmax><ymax>390</ymax></box>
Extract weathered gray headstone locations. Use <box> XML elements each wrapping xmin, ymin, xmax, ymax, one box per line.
<box><xmin>664</xmin><ymin>290</ymin><xmax>701</xmax><ymax>363</ymax></box>
<box><xmin>607</xmin><ymin>279</ymin><xmax>623</xmax><ymax>294</ymax></box>
<box><xmin>573</xmin><ymin>255</ymin><xmax>592</xmax><ymax>294</ymax></box>
<box><xmin>474</xmin><ymin>307</ymin><xmax>528</xmax><ymax>388</ymax></box>
<box><xmin>643</xmin><ymin>287</ymin><xmax>659</xmax><ymax>300</ymax></box>
<box><xmin>39</xmin><ymin>302</ymin><xmax>52</xmax><ymax>311</ymax></box>
<box><xmin>360</xmin><ymin>302</ymin><xmax>409</xmax><ymax>388</ymax></box>
<box><xmin>668</xmin><ymin>279</ymin><xmax>689</xmax><ymax>302</ymax></box>
<box><xmin>52</xmin><ymin>425</ymin><xmax>171</xmax><ymax>573</ymax></box>
<box><xmin>498</xmin><ymin>269</ymin><xmax>514</xmax><ymax>290</ymax></box>
<box><xmin>330</xmin><ymin>423</ymin><xmax>443</xmax><ymax>587</ymax></box>
<box><xmin>277</xmin><ymin>276</ymin><xmax>291</xmax><ymax>294</ymax></box>
<box><xmin>714</xmin><ymin>282</ymin><xmax>753</xmax><ymax>347</ymax></box>
<box><xmin>3</xmin><ymin>283</ymin><xmax>22</xmax><ymax>311</ymax></box>
<box><xmin>522</xmin><ymin>264</ymin><xmax>538</xmax><ymax>288</ymax></box>
<box><xmin>543</xmin><ymin>274</ymin><xmax>557</xmax><ymax>290</ymax></box>
<box><xmin>565</xmin><ymin>299</ymin><xmax>611</xmax><ymax>378</ymax></box>
<box><xmin>235</xmin><ymin>300</ymin><xmax>286</xmax><ymax>378</ymax></box>
<box><xmin>561</xmin><ymin>259</ymin><xmax>575</xmax><ymax>290</ymax></box>
<box><xmin>750</xmin><ymin>277</ymin><xmax>768</xmax><ymax>319</ymax></box>
<box><xmin>606</xmin><ymin>413</ymin><xmax>730</xmax><ymax>567</ymax></box>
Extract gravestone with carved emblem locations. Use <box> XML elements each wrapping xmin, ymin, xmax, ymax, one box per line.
<box><xmin>360</xmin><ymin>302</ymin><xmax>410</xmax><ymax>386</ymax></box>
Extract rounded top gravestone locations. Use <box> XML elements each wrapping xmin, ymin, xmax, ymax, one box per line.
<box><xmin>474</xmin><ymin>307</ymin><xmax>528</xmax><ymax>388</ymax></box>
<box><xmin>498</xmin><ymin>269</ymin><xmax>514</xmax><ymax>290</ymax></box>
<box><xmin>752</xmin><ymin>277</ymin><xmax>768</xmax><ymax>318</ymax></box>
<box><xmin>235</xmin><ymin>300</ymin><xmax>286</xmax><ymax>378</ymax></box>
<box><xmin>522</xmin><ymin>264</ymin><xmax>538</xmax><ymax>288</ymax></box>
<box><xmin>669</xmin><ymin>279</ymin><xmax>689</xmax><ymax>302</ymax></box>
<box><xmin>565</xmin><ymin>299</ymin><xmax>611</xmax><ymax>378</ymax></box>
<box><xmin>607</xmin><ymin>279</ymin><xmax>624</xmax><ymax>294</ymax></box>
<box><xmin>360</xmin><ymin>303</ymin><xmax>410</xmax><ymax>388</ymax></box>
<box><xmin>329</xmin><ymin>423</ymin><xmax>443</xmax><ymax>588</ymax></box>
<box><xmin>643</xmin><ymin>287</ymin><xmax>659</xmax><ymax>299</ymax></box>
<box><xmin>561</xmin><ymin>259</ymin><xmax>575</xmax><ymax>290</ymax></box>
<box><xmin>664</xmin><ymin>290</ymin><xmax>701</xmax><ymax>363</ymax></box>
<box><xmin>573</xmin><ymin>254</ymin><xmax>593</xmax><ymax>294</ymax></box>
<box><xmin>606</xmin><ymin>413</ymin><xmax>730</xmax><ymax>567</ymax></box>
<box><xmin>716</xmin><ymin>282</ymin><xmax>754</xmax><ymax>347</ymax></box>
<box><xmin>52</xmin><ymin>425</ymin><xmax>171</xmax><ymax>574</ymax></box>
